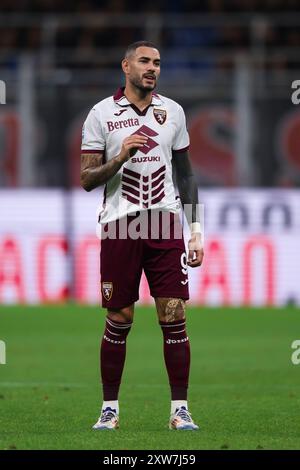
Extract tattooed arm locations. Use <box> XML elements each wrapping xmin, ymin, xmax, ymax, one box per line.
<box><xmin>81</xmin><ymin>152</ymin><xmax>120</xmax><ymax>192</ymax></box>
<box><xmin>80</xmin><ymin>134</ymin><xmax>148</xmax><ymax>191</ymax></box>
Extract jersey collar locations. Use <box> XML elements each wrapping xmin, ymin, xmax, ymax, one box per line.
<box><xmin>113</xmin><ymin>87</ymin><xmax>163</xmax><ymax>107</ymax></box>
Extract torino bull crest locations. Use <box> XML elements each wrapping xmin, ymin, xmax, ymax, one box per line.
<box><xmin>153</xmin><ymin>108</ymin><xmax>167</xmax><ymax>125</ymax></box>
<box><xmin>102</xmin><ymin>282</ymin><xmax>113</xmax><ymax>301</ymax></box>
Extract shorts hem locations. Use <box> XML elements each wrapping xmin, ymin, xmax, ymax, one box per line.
<box><xmin>150</xmin><ymin>292</ymin><xmax>189</xmax><ymax>300</ymax></box>
<box><xmin>102</xmin><ymin>296</ymin><xmax>139</xmax><ymax>310</ymax></box>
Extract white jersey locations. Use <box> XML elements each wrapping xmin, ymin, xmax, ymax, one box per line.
<box><xmin>81</xmin><ymin>87</ymin><xmax>189</xmax><ymax>224</ymax></box>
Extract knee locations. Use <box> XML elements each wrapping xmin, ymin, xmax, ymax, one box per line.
<box><xmin>156</xmin><ymin>298</ymin><xmax>186</xmax><ymax>323</ymax></box>
<box><xmin>107</xmin><ymin>306</ymin><xmax>134</xmax><ymax>324</ymax></box>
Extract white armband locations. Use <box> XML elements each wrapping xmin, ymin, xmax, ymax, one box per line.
<box><xmin>189</xmin><ymin>222</ymin><xmax>202</xmax><ymax>234</ymax></box>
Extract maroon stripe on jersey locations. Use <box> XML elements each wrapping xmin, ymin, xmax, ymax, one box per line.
<box><xmin>122</xmin><ymin>193</ymin><xmax>140</xmax><ymax>205</ymax></box>
<box><xmin>143</xmin><ymin>184</ymin><xmax>149</xmax><ymax>191</ymax></box>
<box><xmin>114</xmin><ymin>87</ymin><xmax>161</xmax><ymax>106</ymax></box>
<box><xmin>143</xmin><ymin>202</ymin><xmax>149</xmax><ymax>208</ymax></box>
<box><xmin>81</xmin><ymin>149</ymin><xmax>104</xmax><ymax>154</ymax></box>
<box><xmin>143</xmin><ymin>176</ymin><xmax>149</xmax><ymax>183</ymax></box>
<box><xmin>152</xmin><ymin>192</ymin><xmax>165</xmax><ymax>205</ymax></box>
<box><xmin>122</xmin><ymin>175</ymin><xmax>140</xmax><ymax>189</ymax></box>
<box><xmin>122</xmin><ymin>184</ymin><xmax>140</xmax><ymax>198</ymax></box>
<box><xmin>152</xmin><ymin>173</ymin><xmax>165</xmax><ymax>187</ymax></box>
<box><xmin>151</xmin><ymin>181</ymin><xmax>164</xmax><ymax>197</ymax></box>
<box><xmin>130</xmin><ymin>103</ymin><xmax>152</xmax><ymax>116</ymax></box>
<box><xmin>113</xmin><ymin>87</ymin><xmax>126</xmax><ymax>102</ymax></box>
<box><xmin>123</xmin><ymin>167</ymin><xmax>141</xmax><ymax>180</ymax></box>
<box><xmin>143</xmin><ymin>193</ymin><xmax>148</xmax><ymax>201</ymax></box>
<box><xmin>173</xmin><ymin>145</ymin><xmax>190</xmax><ymax>153</ymax></box>
<box><xmin>138</xmin><ymin>125</ymin><xmax>159</xmax><ymax>137</ymax></box>
<box><xmin>152</xmin><ymin>165</ymin><xmax>166</xmax><ymax>179</ymax></box>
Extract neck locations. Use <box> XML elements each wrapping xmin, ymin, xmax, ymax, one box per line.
<box><xmin>124</xmin><ymin>84</ymin><xmax>153</xmax><ymax>110</ymax></box>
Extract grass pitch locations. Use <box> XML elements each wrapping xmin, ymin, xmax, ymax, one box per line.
<box><xmin>0</xmin><ymin>305</ymin><xmax>300</xmax><ymax>450</ymax></box>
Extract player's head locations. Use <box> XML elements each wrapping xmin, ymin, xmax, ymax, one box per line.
<box><xmin>122</xmin><ymin>41</ymin><xmax>160</xmax><ymax>92</ymax></box>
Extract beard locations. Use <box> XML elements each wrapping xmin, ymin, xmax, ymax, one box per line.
<box><xmin>129</xmin><ymin>74</ymin><xmax>157</xmax><ymax>92</ymax></box>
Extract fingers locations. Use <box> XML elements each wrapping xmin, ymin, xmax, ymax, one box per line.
<box><xmin>122</xmin><ymin>135</ymin><xmax>148</xmax><ymax>159</ymax></box>
<box><xmin>118</xmin><ymin>135</ymin><xmax>148</xmax><ymax>161</ymax></box>
<box><xmin>187</xmin><ymin>249</ymin><xmax>204</xmax><ymax>268</ymax></box>
<box><xmin>125</xmin><ymin>135</ymin><xmax>148</xmax><ymax>143</ymax></box>
<box><xmin>187</xmin><ymin>235</ymin><xmax>204</xmax><ymax>268</ymax></box>
<box><xmin>124</xmin><ymin>135</ymin><xmax>148</xmax><ymax>149</ymax></box>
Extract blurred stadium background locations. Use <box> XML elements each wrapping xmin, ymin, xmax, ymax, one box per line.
<box><xmin>1</xmin><ymin>0</ymin><xmax>300</xmax><ymax>306</ymax></box>
<box><xmin>1</xmin><ymin>0</ymin><xmax>300</xmax><ymax>452</ymax></box>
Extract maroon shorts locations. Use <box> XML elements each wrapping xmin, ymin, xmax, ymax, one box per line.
<box><xmin>100</xmin><ymin>211</ymin><xmax>189</xmax><ymax>309</ymax></box>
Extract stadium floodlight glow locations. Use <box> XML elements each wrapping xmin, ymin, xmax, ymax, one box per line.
<box><xmin>0</xmin><ymin>80</ymin><xmax>6</xmax><ymax>104</ymax></box>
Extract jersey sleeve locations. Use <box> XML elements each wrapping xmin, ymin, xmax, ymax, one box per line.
<box><xmin>81</xmin><ymin>107</ymin><xmax>105</xmax><ymax>153</ymax></box>
<box><xmin>172</xmin><ymin>105</ymin><xmax>190</xmax><ymax>152</ymax></box>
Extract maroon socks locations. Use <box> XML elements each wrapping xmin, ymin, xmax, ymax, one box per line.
<box><xmin>160</xmin><ymin>319</ymin><xmax>190</xmax><ymax>400</ymax></box>
<box><xmin>100</xmin><ymin>317</ymin><xmax>132</xmax><ymax>401</ymax></box>
<box><xmin>100</xmin><ymin>316</ymin><xmax>190</xmax><ymax>402</ymax></box>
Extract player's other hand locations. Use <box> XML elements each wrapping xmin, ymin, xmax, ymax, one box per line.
<box><xmin>187</xmin><ymin>233</ymin><xmax>204</xmax><ymax>267</ymax></box>
<box><xmin>118</xmin><ymin>135</ymin><xmax>148</xmax><ymax>162</ymax></box>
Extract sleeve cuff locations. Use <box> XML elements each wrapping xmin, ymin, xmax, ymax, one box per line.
<box><xmin>172</xmin><ymin>145</ymin><xmax>190</xmax><ymax>153</ymax></box>
<box><xmin>81</xmin><ymin>149</ymin><xmax>104</xmax><ymax>154</ymax></box>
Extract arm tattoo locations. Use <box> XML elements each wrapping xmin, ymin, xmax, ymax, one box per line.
<box><xmin>80</xmin><ymin>153</ymin><xmax>123</xmax><ymax>191</ymax></box>
<box><xmin>172</xmin><ymin>150</ymin><xmax>199</xmax><ymax>225</ymax></box>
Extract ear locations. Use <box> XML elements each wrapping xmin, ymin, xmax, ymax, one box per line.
<box><xmin>122</xmin><ymin>58</ymin><xmax>129</xmax><ymax>75</ymax></box>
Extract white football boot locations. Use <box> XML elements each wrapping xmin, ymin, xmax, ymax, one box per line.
<box><xmin>92</xmin><ymin>407</ymin><xmax>119</xmax><ymax>430</ymax></box>
<box><xmin>169</xmin><ymin>406</ymin><xmax>199</xmax><ymax>430</ymax></box>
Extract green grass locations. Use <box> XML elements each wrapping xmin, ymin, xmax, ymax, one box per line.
<box><xmin>0</xmin><ymin>305</ymin><xmax>300</xmax><ymax>450</ymax></box>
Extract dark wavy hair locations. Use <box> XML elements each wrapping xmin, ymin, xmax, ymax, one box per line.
<box><xmin>125</xmin><ymin>41</ymin><xmax>158</xmax><ymax>58</ymax></box>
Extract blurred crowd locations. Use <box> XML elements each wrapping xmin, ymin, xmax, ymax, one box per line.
<box><xmin>0</xmin><ymin>0</ymin><xmax>300</xmax><ymax>70</ymax></box>
<box><xmin>1</xmin><ymin>0</ymin><xmax>300</xmax><ymax>13</ymax></box>
<box><xmin>1</xmin><ymin>1</ymin><xmax>299</xmax><ymax>189</ymax></box>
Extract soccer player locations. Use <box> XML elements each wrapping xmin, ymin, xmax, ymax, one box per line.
<box><xmin>81</xmin><ymin>41</ymin><xmax>204</xmax><ymax>431</ymax></box>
